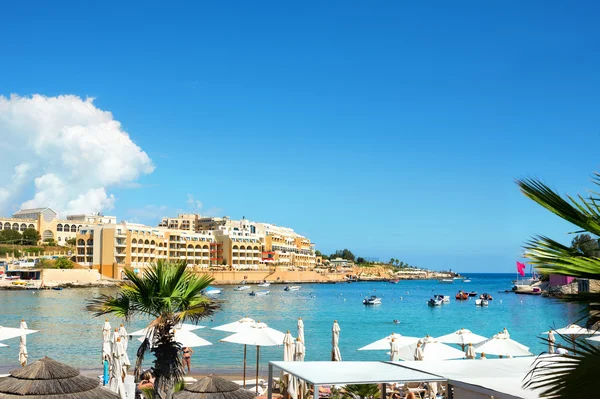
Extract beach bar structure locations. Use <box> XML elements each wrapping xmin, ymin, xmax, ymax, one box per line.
<box><xmin>268</xmin><ymin>358</ymin><xmax>542</xmax><ymax>399</ymax></box>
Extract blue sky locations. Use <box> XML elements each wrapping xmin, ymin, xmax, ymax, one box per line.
<box><xmin>1</xmin><ymin>1</ymin><xmax>599</xmax><ymax>273</ymax></box>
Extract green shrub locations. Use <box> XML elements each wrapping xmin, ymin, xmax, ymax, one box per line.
<box><xmin>54</xmin><ymin>257</ymin><xmax>74</xmax><ymax>269</ymax></box>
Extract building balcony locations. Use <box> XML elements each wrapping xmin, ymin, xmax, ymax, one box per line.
<box><xmin>210</xmin><ymin>257</ymin><xmax>223</xmax><ymax>261</ymax></box>
<box><xmin>115</xmin><ymin>242</ymin><xmax>126</xmax><ymax>247</ymax></box>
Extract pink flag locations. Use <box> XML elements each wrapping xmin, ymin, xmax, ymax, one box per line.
<box><xmin>516</xmin><ymin>261</ymin><xmax>526</xmax><ymax>277</ymax></box>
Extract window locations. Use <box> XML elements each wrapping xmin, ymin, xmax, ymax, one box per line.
<box><xmin>58</xmin><ymin>237</ymin><xmax>61</xmax><ymax>242</ymax></box>
<box><xmin>56</xmin><ymin>224</ymin><xmax>63</xmax><ymax>232</ymax></box>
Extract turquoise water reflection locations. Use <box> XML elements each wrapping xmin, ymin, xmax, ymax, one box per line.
<box><xmin>0</xmin><ymin>274</ymin><xmax>584</xmax><ymax>374</ymax></box>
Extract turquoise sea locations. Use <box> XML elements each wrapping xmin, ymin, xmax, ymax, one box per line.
<box><xmin>0</xmin><ymin>274</ymin><xmax>585</xmax><ymax>375</ymax></box>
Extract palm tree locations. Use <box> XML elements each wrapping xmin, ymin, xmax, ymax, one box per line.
<box><xmin>517</xmin><ymin>174</ymin><xmax>600</xmax><ymax>398</ymax></box>
<box><xmin>389</xmin><ymin>258</ymin><xmax>395</xmax><ymax>266</ymax></box>
<box><xmin>87</xmin><ymin>260</ymin><xmax>218</xmax><ymax>399</ymax></box>
<box><xmin>343</xmin><ymin>384</ymin><xmax>380</xmax><ymax>399</ymax></box>
<box><xmin>395</xmin><ymin>260</ymin><xmax>400</xmax><ymax>267</ymax></box>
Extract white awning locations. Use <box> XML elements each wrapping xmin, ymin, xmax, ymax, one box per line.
<box><xmin>269</xmin><ymin>361</ymin><xmax>444</xmax><ymax>385</ymax></box>
<box><xmin>390</xmin><ymin>358</ymin><xmax>541</xmax><ymax>399</ymax></box>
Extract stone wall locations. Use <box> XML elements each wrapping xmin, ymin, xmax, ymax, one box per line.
<box><xmin>41</xmin><ymin>268</ymin><xmax>101</xmax><ymax>283</ymax></box>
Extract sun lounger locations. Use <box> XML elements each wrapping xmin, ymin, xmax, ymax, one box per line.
<box><xmin>403</xmin><ymin>382</ymin><xmax>426</xmax><ymax>399</ymax></box>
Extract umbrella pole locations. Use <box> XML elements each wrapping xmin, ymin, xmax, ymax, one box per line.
<box><xmin>256</xmin><ymin>346</ymin><xmax>260</xmax><ymax>394</ymax></box>
<box><xmin>243</xmin><ymin>344</ymin><xmax>247</xmax><ymax>388</ymax></box>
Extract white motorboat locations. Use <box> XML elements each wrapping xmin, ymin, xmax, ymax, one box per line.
<box><xmin>363</xmin><ymin>295</ymin><xmax>382</xmax><ymax>305</ymax></box>
<box><xmin>463</xmin><ymin>279</ymin><xmax>471</xmax><ymax>283</ymax></box>
<box><xmin>439</xmin><ymin>279</ymin><xmax>454</xmax><ymax>284</ymax></box>
<box><xmin>249</xmin><ymin>290</ymin><xmax>270</xmax><ymax>296</ymax></box>
<box><xmin>203</xmin><ymin>288</ymin><xmax>222</xmax><ymax>295</ymax></box>
<box><xmin>257</xmin><ymin>282</ymin><xmax>271</xmax><ymax>287</ymax></box>
<box><xmin>434</xmin><ymin>294</ymin><xmax>450</xmax><ymax>303</ymax></box>
<box><xmin>284</xmin><ymin>286</ymin><xmax>301</xmax><ymax>291</ymax></box>
<box><xmin>475</xmin><ymin>299</ymin><xmax>489</xmax><ymax>307</ymax></box>
<box><xmin>234</xmin><ymin>285</ymin><xmax>251</xmax><ymax>291</ymax></box>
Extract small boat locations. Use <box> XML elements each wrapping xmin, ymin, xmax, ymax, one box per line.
<box><xmin>234</xmin><ymin>285</ymin><xmax>251</xmax><ymax>291</ymax></box>
<box><xmin>468</xmin><ymin>291</ymin><xmax>478</xmax><ymax>297</ymax></box>
<box><xmin>454</xmin><ymin>276</ymin><xmax>465</xmax><ymax>280</ymax></box>
<box><xmin>455</xmin><ymin>291</ymin><xmax>469</xmax><ymax>300</ymax></box>
<box><xmin>463</xmin><ymin>279</ymin><xmax>471</xmax><ymax>283</ymax></box>
<box><xmin>389</xmin><ymin>279</ymin><xmax>399</xmax><ymax>284</ymax></box>
<box><xmin>249</xmin><ymin>290</ymin><xmax>270</xmax><ymax>296</ymax></box>
<box><xmin>284</xmin><ymin>286</ymin><xmax>301</xmax><ymax>291</ymax></box>
<box><xmin>481</xmin><ymin>293</ymin><xmax>493</xmax><ymax>300</ymax></box>
<box><xmin>439</xmin><ymin>279</ymin><xmax>454</xmax><ymax>284</ymax></box>
<box><xmin>363</xmin><ymin>295</ymin><xmax>382</xmax><ymax>305</ymax></box>
<box><xmin>52</xmin><ymin>287</ymin><xmax>63</xmax><ymax>291</ymax></box>
<box><xmin>257</xmin><ymin>282</ymin><xmax>271</xmax><ymax>287</ymax></box>
<box><xmin>475</xmin><ymin>299</ymin><xmax>489</xmax><ymax>307</ymax></box>
<box><xmin>203</xmin><ymin>288</ymin><xmax>222</xmax><ymax>295</ymax></box>
<box><xmin>427</xmin><ymin>298</ymin><xmax>442</xmax><ymax>307</ymax></box>
<box><xmin>434</xmin><ymin>294</ymin><xmax>450</xmax><ymax>303</ymax></box>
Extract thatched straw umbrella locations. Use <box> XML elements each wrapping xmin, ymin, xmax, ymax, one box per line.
<box><xmin>0</xmin><ymin>356</ymin><xmax>120</xmax><ymax>398</ymax></box>
<box><xmin>174</xmin><ymin>375</ymin><xmax>256</xmax><ymax>399</ymax></box>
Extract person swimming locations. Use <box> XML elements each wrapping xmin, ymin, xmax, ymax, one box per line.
<box><xmin>393</xmin><ymin>319</ymin><xmax>400</xmax><ymax>324</ymax></box>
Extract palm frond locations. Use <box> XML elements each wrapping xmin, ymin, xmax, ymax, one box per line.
<box><xmin>523</xmin><ymin>235</ymin><xmax>600</xmax><ymax>278</ymax></box>
<box><xmin>517</xmin><ymin>178</ymin><xmax>600</xmax><ymax>236</ymax></box>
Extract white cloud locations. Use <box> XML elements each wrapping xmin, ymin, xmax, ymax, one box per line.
<box><xmin>186</xmin><ymin>194</ymin><xmax>203</xmax><ymax>211</ymax></box>
<box><xmin>0</xmin><ymin>94</ymin><xmax>154</xmax><ymax>216</ymax></box>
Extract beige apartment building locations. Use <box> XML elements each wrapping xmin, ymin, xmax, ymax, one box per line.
<box><xmin>0</xmin><ymin>207</ymin><xmax>115</xmax><ymax>246</ymax></box>
<box><xmin>158</xmin><ymin>214</ymin><xmax>316</xmax><ymax>269</ymax></box>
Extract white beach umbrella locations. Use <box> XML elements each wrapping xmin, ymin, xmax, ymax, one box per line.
<box><xmin>0</xmin><ymin>325</ymin><xmax>38</xmax><ymax>342</ymax></box>
<box><xmin>102</xmin><ymin>320</ymin><xmax>112</xmax><ymax>362</ymax></box>
<box><xmin>389</xmin><ymin>337</ymin><xmax>401</xmax><ymax>361</ymax></box>
<box><xmin>213</xmin><ymin>317</ymin><xmax>256</xmax><ymax>388</ymax></box>
<box><xmin>396</xmin><ymin>336</ymin><xmax>465</xmax><ymax>361</ymax></box>
<box><xmin>543</xmin><ymin>324</ymin><xmax>598</xmax><ymax>337</ymax></box>
<box><xmin>544</xmin><ymin>324</ymin><xmax>598</xmax><ymax>351</ymax></box>
<box><xmin>436</xmin><ymin>328</ymin><xmax>487</xmax><ymax>348</ymax></box>
<box><xmin>136</xmin><ymin>329</ymin><xmax>212</xmax><ymax>348</ymax></box>
<box><xmin>212</xmin><ymin>317</ymin><xmax>256</xmax><ymax>333</ymax></box>
<box><xmin>331</xmin><ymin>320</ymin><xmax>342</xmax><ymax>361</ymax></box>
<box><xmin>19</xmin><ymin>319</ymin><xmax>28</xmax><ymax>367</ymax></box>
<box><xmin>282</xmin><ymin>330</ymin><xmax>295</xmax><ymax>393</ymax></box>
<box><xmin>465</xmin><ymin>343</ymin><xmax>476</xmax><ymax>359</ymax></box>
<box><xmin>283</xmin><ymin>331</ymin><xmax>295</xmax><ymax>362</ymax></box>
<box><xmin>221</xmin><ymin>322</ymin><xmax>285</xmax><ymax>392</ymax></box>
<box><xmin>297</xmin><ymin>318</ymin><xmax>304</xmax><ymax>344</ymax></box>
<box><xmin>118</xmin><ymin>324</ymin><xmax>128</xmax><ymax>352</ymax></box>
<box><xmin>130</xmin><ymin>323</ymin><xmax>205</xmax><ymax>336</ymax></box>
<box><xmin>289</xmin><ymin>338</ymin><xmax>306</xmax><ymax>399</ymax></box>
<box><xmin>108</xmin><ymin>337</ymin><xmax>127</xmax><ymax>399</ymax></box>
<box><xmin>474</xmin><ymin>332</ymin><xmax>533</xmax><ymax>357</ymax></box>
<box><xmin>294</xmin><ymin>337</ymin><xmax>305</xmax><ymax>361</ymax></box>
<box><xmin>548</xmin><ymin>330</ymin><xmax>556</xmax><ymax>354</ymax></box>
<box><xmin>358</xmin><ymin>332</ymin><xmax>419</xmax><ymax>351</ymax></box>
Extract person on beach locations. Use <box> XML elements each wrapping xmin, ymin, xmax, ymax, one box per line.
<box><xmin>137</xmin><ymin>371</ymin><xmax>155</xmax><ymax>390</ymax></box>
<box><xmin>182</xmin><ymin>347</ymin><xmax>194</xmax><ymax>373</ymax></box>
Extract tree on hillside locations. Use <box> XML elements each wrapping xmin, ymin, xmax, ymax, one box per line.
<box><xmin>315</xmin><ymin>250</ymin><xmax>329</xmax><ymax>260</ymax></box>
<box><xmin>389</xmin><ymin>258</ymin><xmax>395</xmax><ymax>266</ymax></box>
<box><xmin>395</xmin><ymin>260</ymin><xmax>400</xmax><ymax>266</ymax></box>
<box><xmin>330</xmin><ymin>249</ymin><xmax>355</xmax><ymax>261</ymax></box>
<box><xmin>22</xmin><ymin>228</ymin><xmax>41</xmax><ymax>245</ymax></box>
<box><xmin>571</xmin><ymin>233</ymin><xmax>600</xmax><ymax>257</ymax></box>
<box><xmin>518</xmin><ymin>174</ymin><xmax>600</xmax><ymax>397</ymax></box>
<box><xmin>356</xmin><ymin>257</ymin><xmax>366</xmax><ymax>264</ymax></box>
<box><xmin>87</xmin><ymin>261</ymin><xmax>218</xmax><ymax>399</ymax></box>
<box><xmin>0</xmin><ymin>230</ymin><xmax>23</xmax><ymax>244</ymax></box>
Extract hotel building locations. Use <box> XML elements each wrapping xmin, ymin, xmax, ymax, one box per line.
<box><xmin>0</xmin><ymin>208</ymin><xmax>115</xmax><ymax>246</ymax></box>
